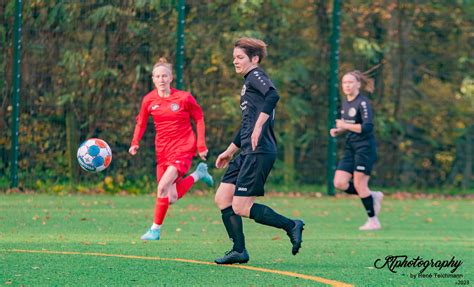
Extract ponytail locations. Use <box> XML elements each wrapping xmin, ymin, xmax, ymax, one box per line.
<box><xmin>345</xmin><ymin>70</ymin><xmax>374</xmax><ymax>93</ymax></box>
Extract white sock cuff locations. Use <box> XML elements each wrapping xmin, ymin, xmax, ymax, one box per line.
<box><xmin>191</xmin><ymin>172</ymin><xmax>199</xmax><ymax>183</ymax></box>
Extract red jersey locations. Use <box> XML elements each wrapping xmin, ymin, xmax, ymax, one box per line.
<box><xmin>131</xmin><ymin>88</ymin><xmax>207</xmax><ymax>162</ymax></box>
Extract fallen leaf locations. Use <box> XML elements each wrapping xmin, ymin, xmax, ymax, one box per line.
<box><xmin>292</xmin><ymin>210</ymin><xmax>301</xmax><ymax>217</ymax></box>
<box><xmin>272</xmin><ymin>258</ymin><xmax>284</xmax><ymax>263</ymax></box>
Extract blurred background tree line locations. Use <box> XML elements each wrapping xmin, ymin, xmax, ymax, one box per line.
<box><xmin>0</xmin><ymin>0</ymin><xmax>472</xmax><ymax>192</ymax></box>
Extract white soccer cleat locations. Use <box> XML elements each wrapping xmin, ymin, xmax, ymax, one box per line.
<box><xmin>359</xmin><ymin>217</ymin><xmax>382</xmax><ymax>231</ymax></box>
<box><xmin>371</xmin><ymin>191</ymin><xmax>384</xmax><ymax>215</ymax></box>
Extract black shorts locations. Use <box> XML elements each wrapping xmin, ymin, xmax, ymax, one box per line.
<box><xmin>221</xmin><ymin>153</ymin><xmax>276</xmax><ymax>197</ymax></box>
<box><xmin>337</xmin><ymin>139</ymin><xmax>377</xmax><ymax>175</ymax></box>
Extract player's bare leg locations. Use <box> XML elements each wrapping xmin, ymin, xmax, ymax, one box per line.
<box><xmin>354</xmin><ymin>172</ymin><xmax>381</xmax><ymax>231</ymax></box>
<box><xmin>333</xmin><ymin>170</ymin><xmax>356</xmax><ymax>195</ymax></box>
<box><xmin>141</xmin><ymin>166</ymin><xmax>178</xmax><ymax>240</ymax></box>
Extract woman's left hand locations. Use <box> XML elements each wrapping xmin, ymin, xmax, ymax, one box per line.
<box><xmin>198</xmin><ymin>149</ymin><xmax>208</xmax><ymax>160</ymax></box>
<box><xmin>251</xmin><ymin>126</ymin><xmax>262</xmax><ymax>151</ymax></box>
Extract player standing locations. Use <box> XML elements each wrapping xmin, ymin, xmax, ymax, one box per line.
<box><xmin>330</xmin><ymin>70</ymin><xmax>383</xmax><ymax>231</ymax></box>
<box><xmin>129</xmin><ymin>58</ymin><xmax>214</xmax><ymax>240</ymax></box>
<box><xmin>213</xmin><ymin>38</ymin><xmax>304</xmax><ymax>264</ymax></box>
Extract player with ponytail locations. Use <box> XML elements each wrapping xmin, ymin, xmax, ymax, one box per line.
<box><xmin>330</xmin><ymin>70</ymin><xmax>383</xmax><ymax>231</ymax></box>
<box><xmin>129</xmin><ymin>57</ymin><xmax>214</xmax><ymax>240</ymax></box>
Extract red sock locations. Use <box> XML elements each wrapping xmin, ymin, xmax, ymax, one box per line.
<box><xmin>176</xmin><ymin>176</ymin><xmax>195</xmax><ymax>199</ymax></box>
<box><xmin>154</xmin><ymin>197</ymin><xmax>169</xmax><ymax>225</ymax></box>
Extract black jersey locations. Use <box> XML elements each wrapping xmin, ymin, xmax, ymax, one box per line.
<box><xmin>340</xmin><ymin>94</ymin><xmax>375</xmax><ymax>142</ymax></box>
<box><xmin>236</xmin><ymin>67</ymin><xmax>279</xmax><ymax>155</ymax></box>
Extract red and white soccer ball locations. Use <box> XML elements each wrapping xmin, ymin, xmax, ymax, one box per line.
<box><xmin>77</xmin><ymin>138</ymin><xmax>112</xmax><ymax>172</ymax></box>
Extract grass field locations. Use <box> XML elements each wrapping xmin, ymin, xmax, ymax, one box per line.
<box><xmin>1</xmin><ymin>193</ymin><xmax>472</xmax><ymax>286</ymax></box>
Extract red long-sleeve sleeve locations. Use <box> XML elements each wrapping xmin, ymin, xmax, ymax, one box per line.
<box><xmin>131</xmin><ymin>95</ymin><xmax>151</xmax><ymax>147</ymax></box>
<box><xmin>186</xmin><ymin>94</ymin><xmax>207</xmax><ymax>153</ymax></box>
<box><xmin>130</xmin><ymin>88</ymin><xmax>206</xmax><ymax>162</ymax></box>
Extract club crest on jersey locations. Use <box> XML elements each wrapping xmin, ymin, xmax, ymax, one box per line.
<box><xmin>170</xmin><ymin>103</ymin><xmax>180</xmax><ymax>112</ymax></box>
<box><xmin>348</xmin><ymin>107</ymin><xmax>357</xmax><ymax>117</ymax></box>
<box><xmin>240</xmin><ymin>84</ymin><xmax>246</xmax><ymax>97</ymax></box>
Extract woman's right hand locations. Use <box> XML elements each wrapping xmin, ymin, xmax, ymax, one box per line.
<box><xmin>129</xmin><ymin>145</ymin><xmax>139</xmax><ymax>155</ymax></box>
<box><xmin>330</xmin><ymin>128</ymin><xmax>339</xmax><ymax>137</ymax></box>
<box><xmin>215</xmin><ymin>150</ymin><xmax>233</xmax><ymax>169</ymax></box>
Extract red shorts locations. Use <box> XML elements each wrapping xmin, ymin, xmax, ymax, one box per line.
<box><xmin>156</xmin><ymin>156</ymin><xmax>193</xmax><ymax>183</ymax></box>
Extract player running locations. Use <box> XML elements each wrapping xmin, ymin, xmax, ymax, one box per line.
<box><xmin>213</xmin><ymin>38</ymin><xmax>304</xmax><ymax>264</ymax></box>
<box><xmin>330</xmin><ymin>70</ymin><xmax>383</xmax><ymax>231</ymax></box>
<box><xmin>129</xmin><ymin>58</ymin><xmax>213</xmax><ymax>240</ymax></box>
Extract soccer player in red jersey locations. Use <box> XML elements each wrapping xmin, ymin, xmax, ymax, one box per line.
<box><xmin>129</xmin><ymin>58</ymin><xmax>213</xmax><ymax>240</ymax></box>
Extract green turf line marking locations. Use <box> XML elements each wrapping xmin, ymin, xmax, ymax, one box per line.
<box><xmin>6</xmin><ymin>249</ymin><xmax>353</xmax><ymax>287</ymax></box>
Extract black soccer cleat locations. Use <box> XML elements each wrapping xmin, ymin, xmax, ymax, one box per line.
<box><xmin>287</xmin><ymin>219</ymin><xmax>305</xmax><ymax>255</ymax></box>
<box><xmin>214</xmin><ymin>249</ymin><xmax>250</xmax><ymax>264</ymax></box>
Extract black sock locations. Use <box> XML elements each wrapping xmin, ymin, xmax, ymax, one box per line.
<box><xmin>221</xmin><ymin>206</ymin><xmax>245</xmax><ymax>252</ymax></box>
<box><xmin>344</xmin><ymin>182</ymin><xmax>358</xmax><ymax>195</ymax></box>
<box><xmin>249</xmin><ymin>203</ymin><xmax>295</xmax><ymax>232</ymax></box>
<box><xmin>220</xmin><ymin>206</ymin><xmax>234</xmax><ymax>241</ymax></box>
<box><xmin>361</xmin><ymin>195</ymin><xmax>375</xmax><ymax>217</ymax></box>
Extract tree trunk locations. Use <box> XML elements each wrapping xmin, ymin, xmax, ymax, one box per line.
<box><xmin>462</xmin><ymin>126</ymin><xmax>472</xmax><ymax>190</ymax></box>
<box><xmin>66</xmin><ymin>103</ymin><xmax>78</xmax><ymax>184</ymax></box>
<box><xmin>283</xmin><ymin>118</ymin><xmax>296</xmax><ymax>185</ymax></box>
<box><xmin>394</xmin><ymin>0</ymin><xmax>405</xmax><ymax>120</ymax></box>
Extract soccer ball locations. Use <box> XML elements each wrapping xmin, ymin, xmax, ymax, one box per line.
<box><xmin>77</xmin><ymin>138</ymin><xmax>112</xmax><ymax>172</ymax></box>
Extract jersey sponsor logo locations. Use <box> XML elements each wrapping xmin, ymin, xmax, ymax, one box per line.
<box><xmin>356</xmin><ymin>165</ymin><xmax>366</xmax><ymax>171</ymax></box>
<box><xmin>237</xmin><ymin>187</ymin><xmax>247</xmax><ymax>191</ymax></box>
<box><xmin>348</xmin><ymin>107</ymin><xmax>357</xmax><ymax>117</ymax></box>
<box><xmin>240</xmin><ymin>84</ymin><xmax>246</xmax><ymax>96</ymax></box>
<box><xmin>170</xmin><ymin>103</ymin><xmax>180</xmax><ymax>112</ymax></box>
<box><xmin>151</xmin><ymin>104</ymin><xmax>160</xmax><ymax>110</ymax></box>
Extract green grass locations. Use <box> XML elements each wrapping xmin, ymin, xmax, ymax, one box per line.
<box><xmin>0</xmin><ymin>193</ymin><xmax>472</xmax><ymax>286</ymax></box>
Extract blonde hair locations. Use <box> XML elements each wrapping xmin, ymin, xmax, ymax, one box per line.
<box><xmin>234</xmin><ymin>37</ymin><xmax>268</xmax><ymax>63</ymax></box>
<box><xmin>152</xmin><ymin>57</ymin><xmax>173</xmax><ymax>75</ymax></box>
<box><xmin>344</xmin><ymin>70</ymin><xmax>374</xmax><ymax>93</ymax></box>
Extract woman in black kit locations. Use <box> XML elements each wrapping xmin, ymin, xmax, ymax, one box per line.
<box><xmin>213</xmin><ymin>37</ymin><xmax>304</xmax><ymax>264</ymax></box>
<box><xmin>331</xmin><ymin>70</ymin><xmax>383</xmax><ymax>231</ymax></box>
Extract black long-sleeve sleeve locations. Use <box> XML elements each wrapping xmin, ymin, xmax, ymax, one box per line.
<box><xmin>359</xmin><ymin>100</ymin><xmax>374</xmax><ymax>134</ymax></box>
<box><xmin>262</xmin><ymin>88</ymin><xmax>280</xmax><ymax>115</ymax></box>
